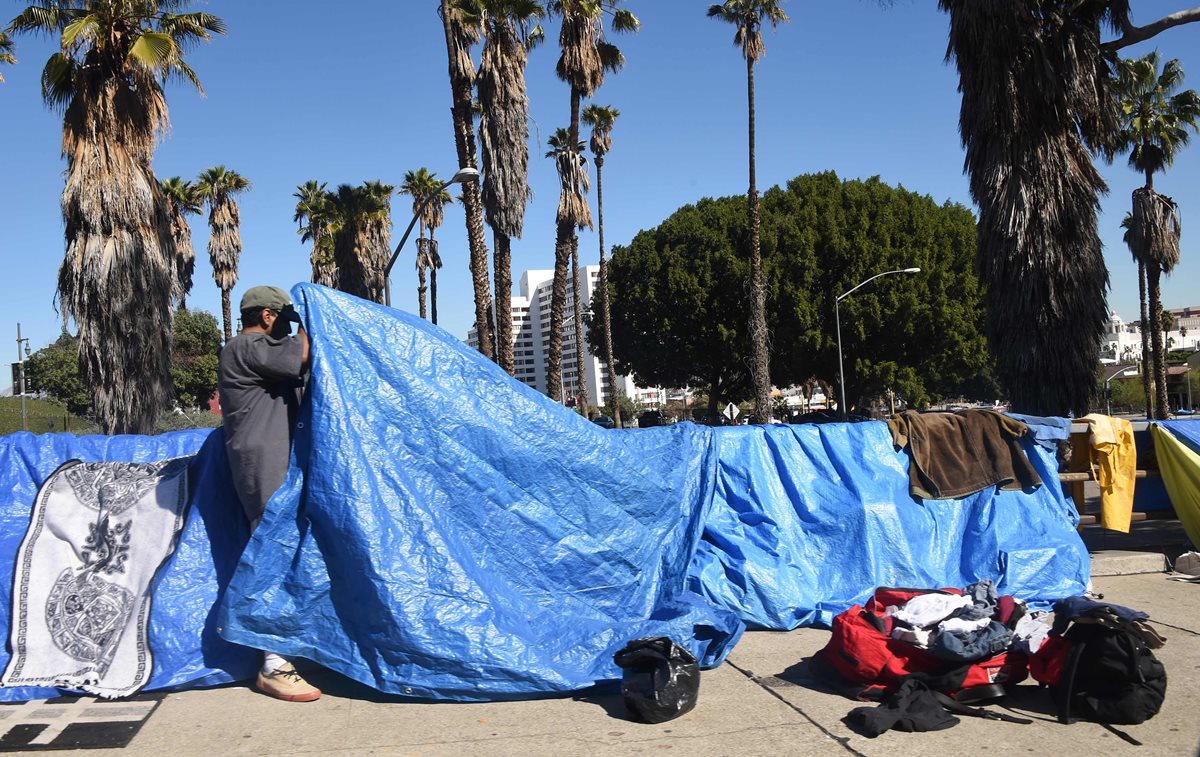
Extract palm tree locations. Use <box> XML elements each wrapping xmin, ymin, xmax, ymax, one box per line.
<box><xmin>0</xmin><ymin>30</ymin><xmax>15</xmax><ymax>82</ymax></box>
<box><xmin>160</xmin><ymin>176</ymin><xmax>203</xmax><ymax>310</ymax></box>
<box><xmin>399</xmin><ymin>168</ymin><xmax>453</xmax><ymax>320</ymax></box>
<box><xmin>936</xmin><ymin>1</ymin><xmax>1126</xmax><ymax>417</ymax></box>
<box><xmin>474</xmin><ymin>0</ymin><xmax>544</xmax><ymax>374</ymax></box>
<box><xmin>440</xmin><ymin>0</ymin><xmax>494</xmax><ymax>359</ymax></box>
<box><xmin>547</xmin><ymin>0</ymin><xmax>637</xmax><ymax>403</ymax></box>
<box><xmin>582</xmin><ymin>103</ymin><xmax>621</xmax><ymax>426</ymax></box>
<box><xmin>1115</xmin><ymin>53</ymin><xmax>1200</xmax><ymax>420</ymax></box>
<box><xmin>547</xmin><ymin>127</ymin><xmax>590</xmax><ymax>410</ymax></box>
<box><xmin>9</xmin><ymin>2</ymin><xmax>224</xmax><ymax>434</ymax></box>
<box><xmin>708</xmin><ymin>0</ymin><xmax>787</xmax><ymax>424</ymax></box>
<box><xmin>196</xmin><ymin>166</ymin><xmax>250</xmax><ymax>343</ymax></box>
<box><xmin>294</xmin><ymin>180</ymin><xmax>337</xmax><ymax>288</ymax></box>
<box><xmin>327</xmin><ymin>183</ymin><xmax>391</xmax><ymax>304</ymax></box>
<box><xmin>1120</xmin><ymin>212</ymin><xmax>1153</xmax><ymax>418</ymax></box>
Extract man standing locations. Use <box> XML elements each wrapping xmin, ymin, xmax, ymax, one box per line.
<box><xmin>218</xmin><ymin>285</ymin><xmax>320</xmax><ymax>702</ymax></box>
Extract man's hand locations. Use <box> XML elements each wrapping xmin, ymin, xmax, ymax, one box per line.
<box><xmin>298</xmin><ymin>326</ymin><xmax>311</xmax><ymax>371</ymax></box>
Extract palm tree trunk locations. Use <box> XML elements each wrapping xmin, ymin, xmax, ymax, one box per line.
<box><xmin>441</xmin><ymin>0</ymin><xmax>494</xmax><ymax>359</ymax></box>
<box><xmin>595</xmin><ymin>155</ymin><xmax>621</xmax><ymax>428</ymax></box>
<box><xmin>495</xmin><ymin>233</ymin><xmax>514</xmax><ymax>375</ymax></box>
<box><xmin>548</xmin><ymin>227</ymin><xmax>571</xmax><ymax>402</ymax></box>
<box><xmin>221</xmin><ymin>287</ymin><xmax>233</xmax><ymax>343</ymax></box>
<box><xmin>571</xmin><ymin>236</ymin><xmax>589</xmax><ymax>415</ymax></box>
<box><xmin>746</xmin><ymin>54</ymin><xmax>772</xmax><ymax>422</ymax></box>
<box><xmin>418</xmin><ymin>257</ymin><xmax>428</xmax><ymax>320</ymax></box>
<box><xmin>1148</xmin><ymin>265</ymin><xmax>1169</xmax><ymax>419</ymax></box>
<box><xmin>1139</xmin><ymin>260</ymin><xmax>1151</xmax><ymax>418</ymax></box>
<box><xmin>431</xmin><ymin>265</ymin><xmax>439</xmax><ymax>326</ymax></box>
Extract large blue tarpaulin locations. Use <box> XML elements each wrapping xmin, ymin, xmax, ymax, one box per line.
<box><xmin>0</xmin><ymin>284</ymin><xmax>1090</xmax><ymax>701</ymax></box>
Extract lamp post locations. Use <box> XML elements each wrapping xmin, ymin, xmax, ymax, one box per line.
<box><xmin>1104</xmin><ymin>366</ymin><xmax>1138</xmax><ymax>416</ymax></box>
<box><xmin>383</xmin><ymin>167</ymin><xmax>478</xmax><ymax>307</ymax></box>
<box><xmin>15</xmin><ymin>323</ymin><xmax>30</xmax><ymax>432</ymax></box>
<box><xmin>835</xmin><ymin>267</ymin><xmax>921</xmax><ymax>420</ymax></box>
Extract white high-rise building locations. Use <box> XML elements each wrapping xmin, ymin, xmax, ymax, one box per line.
<box><xmin>468</xmin><ymin>267</ymin><xmax>666</xmax><ymax>410</ymax></box>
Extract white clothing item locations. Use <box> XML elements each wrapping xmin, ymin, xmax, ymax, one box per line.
<box><xmin>892</xmin><ymin>593</ymin><xmax>972</xmax><ymax>629</ymax></box>
<box><xmin>1012</xmin><ymin>611</ymin><xmax>1052</xmax><ymax>654</ymax></box>
<box><xmin>938</xmin><ymin>616</ymin><xmax>991</xmax><ymax>635</ymax></box>
<box><xmin>261</xmin><ymin>653</ymin><xmax>289</xmax><ymax>675</ymax></box>
<box><xmin>891</xmin><ymin>626</ymin><xmax>932</xmax><ymax>648</ymax></box>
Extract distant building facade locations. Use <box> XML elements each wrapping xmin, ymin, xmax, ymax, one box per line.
<box><xmin>1103</xmin><ymin>306</ymin><xmax>1200</xmax><ymax>362</ymax></box>
<box><xmin>468</xmin><ymin>267</ymin><xmax>665</xmax><ymax>410</ymax></box>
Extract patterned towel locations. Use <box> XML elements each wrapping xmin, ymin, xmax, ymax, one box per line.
<box><xmin>2</xmin><ymin>458</ymin><xmax>190</xmax><ymax>699</ymax></box>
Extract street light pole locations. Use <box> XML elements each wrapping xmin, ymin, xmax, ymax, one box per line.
<box><xmin>383</xmin><ymin>167</ymin><xmax>478</xmax><ymax>307</ymax></box>
<box><xmin>835</xmin><ymin>267</ymin><xmax>921</xmax><ymax>420</ymax></box>
<box><xmin>15</xmin><ymin>323</ymin><xmax>30</xmax><ymax>432</ymax></box>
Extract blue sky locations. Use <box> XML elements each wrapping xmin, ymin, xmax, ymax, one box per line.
<box><xmin>2</xmin><ymin>0</ymin><xmax>1199</xmax><ymax>357</ymax></box>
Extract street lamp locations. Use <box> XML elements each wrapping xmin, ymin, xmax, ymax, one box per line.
<box><xmin>1103</xmin><ymin>365</ymin><xmax>1137</xmax><ymax>416</ymax></box>
<box><xmin>15</xmin><ymin>323</ymin><xmax>30</xmax><ymax>432</ymax></box>
<box><xmin>835</xmin><ymin>267</ymin><xmax>921</xmax><ymax>420</ymax></box>
<box><xmin>383</xmin><ymin>166</ymin><xmax>479</xmax><ymax>307</ymax></box>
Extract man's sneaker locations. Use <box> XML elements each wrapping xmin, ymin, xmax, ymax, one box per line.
<box><xmin>255</xmin><ymin>663</ymin><xmax>322</xmax><ymax>702</ymax></box>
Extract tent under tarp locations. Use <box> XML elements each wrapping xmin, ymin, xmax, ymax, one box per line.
<box><xmin>0</xmin><ymin>284</ymin><xmax>1091</xmax><ymax>701</ymax></box>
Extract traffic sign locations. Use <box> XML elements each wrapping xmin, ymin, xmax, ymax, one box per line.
<box><xmin>723</xmin><ymin>403</ymin><xmax>740</xmax><ymax>420</ymax></box>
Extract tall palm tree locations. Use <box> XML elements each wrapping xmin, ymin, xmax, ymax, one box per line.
<box><xmin>937</xmin><ymin>1</ymin><xmax>1124</xmax><ymax>417</ymax></box>
<box><xmin>294</xmin><ymin>180</ymin><xmax>337</xmax><ymax>288</ymax></box>
<box><xmin>1120</xmin><ymin>212</ymin><xmax>1153</xmax><ymax>418</ymax></box>
<box><xmin>1115</xmin><ymin>52</ymin><xmax>1200</xmax><ymax>420</ymax></box>
<box><xmin>548</xmin><ymin>0</ymin><xmax>637</xmax><ymax>404</ymax></box>
<box><xmin>327</xmin><ymin>182</ymin><xmax>391</xmax><ymax>304</ymax></box>
<box><xmin>708</xmin><ymin>0</ymin><xmax>787</xmax><ymax>424</ymax></box>
<box><xmin>0</xmin><ymin>30</ymin><xmax>15</xmax><ymax>82</ymax></box>
<box><xmin>9</xmin><ymin>1</ymin><xmax>224</xmax><ymax>434</ymax></box>
<box><xmin>160</xmin><ymin>176</ymin><xmax>203</xmax><ymax>310</ymax></box>
<box><xmin>474</xmin><ymin>0</ymin><xmax>544</xmax><ymax>374</ymax></box>
<box><xmin>546</xmin><ymin>127</ymin><xmax>590</xmax><ymax>410</ymax></box>
<box><xmin>440</xmin><ymin>0</ymin><xmax>494</xmax><ymax>359</ymax></box>
<box><xmin>582</xmin><ymin>103</ymin><xmax>621</xmax><ymax>425</ymax></box>
<box><xmin>399</xmin><ymin>168</ymin><xmax>453</xmax><ymax>320</ymax></box>
<box><xmin>196</xmin><ymin>166</ymin><xmax>250</xmax><ymax>343</ymax></box>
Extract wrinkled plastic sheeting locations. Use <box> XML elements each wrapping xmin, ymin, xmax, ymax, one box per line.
<box><xmin>1162</xmin><ymin>420</ymin><xmax>1200</xmax><ymax>453</ymax></box>
<box><xmin>0</xmin><ymin>429</ymin><xmax>257</xmax><ymax>701</ymax></box>
<box><xmin>687</xmin><ymin>422</ymin><xmax>1090</xmax><ymax>630</ymax></box>
<box><xmin>217</xmin><ymin>284</ymin><xmax>745</xmax><ymax>701</ymax></box>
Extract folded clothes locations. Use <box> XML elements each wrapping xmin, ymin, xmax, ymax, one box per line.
<box><xmin>1012</xmin><ymin>611</ymin><xmax>1051</xmax><ymax>655</ymax></box>
<box><xmin>928</xmin><ymin>620</ymin><xmax>1013</xmax><ymax>662</ymax></box>
<box><xmin>891</xmin><ymin>626</ymin><xmax>932</xmax><ymax>648</ymax></box>
<box><xmin>1006</xmin><ymin>413</ymin><xmax>1071</xmax><ymax>451</ymax></box>
<box><xmin>938</xmin><ymin>616</ymin><xmax>991</xmax><ymax>635</ymax></box>
<box><xmin>957</xmin><ymin>579</ymin><xmax>998</xmax><ymax>621</ymax></box>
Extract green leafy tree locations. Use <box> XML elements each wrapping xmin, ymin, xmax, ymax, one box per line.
<box><xmin>23</xmin><ymin>332</ymin><xmax>90</xmax><ymax>415</ymax></box>
<box><xmin>325</xmin><ymin>181</ymin><xmax>393</xmax><ymax>305</ymax></box>
<box><xmin>196</xmin><ymin>166</ymin><xmax>250</xmax><ymax>341</ymax></box>
<box><xmin>707</xmin><ymin>0</ymin><xmax>788</xmax><ymax>423</ymax></box>
<box><xmin>170</xmin><ymin>309</ymin><xmax>220</xmax><ymax>409</ymax></box>
<box><xmin>1115</xmin><ymin>52</ymin><xmax>1200</xmax><ymax>420</ymax></box>
<box><xmin>9</xmin><ymin>1</ymin><xmax>224</xmax><ymax>433</ymax></box>
<box><xmin>603</xmin><ymin>174</ymin><xmax>989</xmax><ymax>418</ymax></box>
<box><xmin>399</xmin><ymin>168</ymin><xmax>454</xmax><ymax>321</ymax></box>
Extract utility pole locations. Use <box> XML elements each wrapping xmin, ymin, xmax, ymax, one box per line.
<box><xmin>16</xmin><ymin>323</ymin><xmax>30</xmax><ymax>432</ymax></box>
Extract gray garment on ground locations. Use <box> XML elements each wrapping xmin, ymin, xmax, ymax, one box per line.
<box><xmin>218</xmin><ymin>332</ymin><xmax>305</xmax><ymax>527</ymax></box>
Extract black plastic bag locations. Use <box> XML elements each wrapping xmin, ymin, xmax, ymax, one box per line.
<box><xmin>613</xmin><ymin>637</ymin><xmax>700</xmax><ymax>723</ymax></box>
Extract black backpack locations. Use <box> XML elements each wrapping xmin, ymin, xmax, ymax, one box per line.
<box><xmin>1042</xmin><ymin>623</ymin><xmax>1167</xmax><ymax>725</ymax></box>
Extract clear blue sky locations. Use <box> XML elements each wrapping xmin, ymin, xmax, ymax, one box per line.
<box><xmin>2</xmin><ymin>0</ymin><xmax>1199</xmax><ymax>359</ymax></box>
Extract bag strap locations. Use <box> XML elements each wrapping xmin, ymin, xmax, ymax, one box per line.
<box><xmin>1056</xmin><ymin>634</ymin><xmax>1088</xmax><ymax>724</ymax></box>
<box><xmin>932</xmin><ymin>691</ymin><xmax>1033</xmax><ymax>725</ymax></box>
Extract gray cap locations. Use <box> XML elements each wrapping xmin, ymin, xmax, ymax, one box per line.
<box><xmin>240</xmin><ymin>285</ymin><xmax>292</xmax><ymax>313</ymax></box>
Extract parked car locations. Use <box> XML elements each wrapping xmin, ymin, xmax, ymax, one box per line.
<box><xmin>592</xmin><ymin>415</ymin><xmax>616</xmax><ymax>429</ymax></box>
<box><xmin>638</xmin><ymin>410</ymin><xmax>665</xmax><ymax>428</ymax></box>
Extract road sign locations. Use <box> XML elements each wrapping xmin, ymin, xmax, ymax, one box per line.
<box><xmin>723</xmin><ymin>403</ymin><xmax>740</xmax><ymax>421</ymax></box>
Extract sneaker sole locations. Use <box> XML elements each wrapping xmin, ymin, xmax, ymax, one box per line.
<box><xmin>255</xmin><ymin>682</ymin><xmax>322</xmax><ymax>703</ymax></box>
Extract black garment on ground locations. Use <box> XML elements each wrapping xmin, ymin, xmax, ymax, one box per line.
<box><xmin>846</xmin><ymin>679</ymin><xmax>959</xmax><ymax>737</ymax></box>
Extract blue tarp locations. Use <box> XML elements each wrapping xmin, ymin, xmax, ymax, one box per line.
<box><xmin>688</xmin><ymin>422</ymin><xmax>1090</xmax><ymax>629</ymax></box>
<box><xmin>0</xmin><ymin>284</ymin><xmax>1092</xmax><ymax>701</ymax></box>
<box><xmin>1162</xmin><ymin>419</ymin><xmax>1200</xmax><ymax>453</ymax></box>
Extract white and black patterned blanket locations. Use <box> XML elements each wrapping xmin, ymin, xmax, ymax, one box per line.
<box><xmin>2</xmin><ymin>459</ymin><xmax>190</xmax><ymax>699</ymax></box>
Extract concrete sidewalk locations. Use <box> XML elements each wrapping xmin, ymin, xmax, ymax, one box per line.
<box><xmin>11</xmin><ymin>573</ymin><xmax>1194</xmax><ymax>757</ymax></box>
